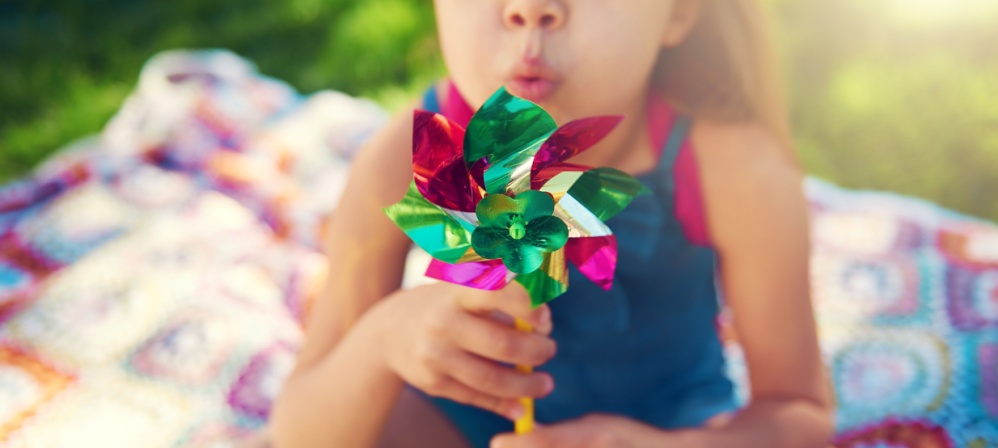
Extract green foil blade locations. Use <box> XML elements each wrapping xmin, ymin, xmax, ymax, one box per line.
<box><xmin>564</xmin><ymin>167</ymin><xmax>650</xmax><ymax>221</ymax></box>
<box><xmin>483</xmin><ymin>136</ymin><xmax>552</xmax><ymax>195</ymax></box>
<box><xmin>514</xmin><ymin>251</ymin><xmax>569</xmax><ymax>307</ymax></box>
<box><xmin>384</xmin><ymin>181</ymin><xmax>474</xmax><ymax>263</ymax></box>
<box><xmin>464</xmin><ymin>88</ymin><xmax>557</xmax><ymax>169</ymax></box>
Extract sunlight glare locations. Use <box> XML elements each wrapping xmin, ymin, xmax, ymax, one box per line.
<box><xmin>889</xmin><ymin>0</ymin><xmax>998</xmax><ymax>25</ymax></box>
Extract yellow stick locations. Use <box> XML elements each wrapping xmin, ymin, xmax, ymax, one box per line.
<box><xmin>513</xmin><ymin>317</ymin><xmax>534</xmax><ymax>434</ymax></box>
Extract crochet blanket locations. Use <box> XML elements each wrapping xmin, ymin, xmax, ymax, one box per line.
<box><xmin>1</xmin><ymin>50</ymin><xmax>995</xmax><ymax>447</ymax></box>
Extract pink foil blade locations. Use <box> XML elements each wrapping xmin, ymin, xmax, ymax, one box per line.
<box><xmin>425</xmin><ymin>258</ymin><xmax>509</xmax><ymax>291</ymax></box>
<box><xmin>565</xmin><ymin>236</ymin><xmax>618</xmax><ymax>291</ymax></box>
<box><xmin>413</xmin><ymin>111</ymin><xmax>481</xmax><ymax>212</ymax></box>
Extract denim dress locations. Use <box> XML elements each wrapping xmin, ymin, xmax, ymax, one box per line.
<box><xmin>417</xmin><ymin>85</ymin><xmax>736</xmax><ymax>448</ymax></box>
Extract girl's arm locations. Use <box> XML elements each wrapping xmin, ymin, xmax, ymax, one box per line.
<box><xmin>270</xmin><ymin>101</ymin><xmax>557</xmax><ymax>448</ymax></box>
<box><xmin>680</xmin><ymin>120</ymin><xmax>835</xmax><ymax>447</ymax></box>
<box><xmin>269</xmin><ymin>107</ymin><xmax>416</xmax><ymax>448</ymax></box>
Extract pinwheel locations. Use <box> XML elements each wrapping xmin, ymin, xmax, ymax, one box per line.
<box><xmin>384</xmin><ymin>87</ymin><xmax>646</xmax><ymax>433</ymax></box>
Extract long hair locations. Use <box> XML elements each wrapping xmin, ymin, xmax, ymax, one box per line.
<box><xmin>654</xmin><ymin>0</ymin><xmax>796</xmax><ymax>164</ymax></box>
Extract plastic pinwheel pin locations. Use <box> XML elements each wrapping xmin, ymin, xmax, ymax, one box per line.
<box><xmin>384</xmin><ymin>87</ymin><xmax>647</xmax><ymax>433</ymax></box>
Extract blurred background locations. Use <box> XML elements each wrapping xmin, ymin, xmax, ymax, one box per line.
<box><xmin>2</xmin><ymin>0</ymin><xmax>997</xmax><ymax>220</ymax></box>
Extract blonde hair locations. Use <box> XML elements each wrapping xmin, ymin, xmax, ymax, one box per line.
<box><xmin>654</xmin><ymin>0</ymin><xmax>796</xmax><ymax>163</ymax></box>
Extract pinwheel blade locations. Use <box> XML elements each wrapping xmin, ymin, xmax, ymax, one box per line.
<box><xmin>426</xmin><ymin>259</ymin><xmax>509</xmax><ymax>291</ymax></box>
<box><xmin>548</xmin><ymin>167</ymin><xmax>649</xmax><ymax>222</ymax></box>
<box><xmin>565</xmin><ymin>236</ymin><xmax>618</xmax><ymax>291</ymax></box>
<box><xmin>413</xmin><ymin>111</ymin><xmax>482</xmax><ymax>212</ymax></box>
<box><xmin>514</xmin><ymin>248</ymin><xmax>569</xmax><ymax>308</ymax></box>
<box><xmin>531</xmin><ymin>116</ymin><xmax>623</xmax><ymax>173</ymax></box>
<box><xmin>384</xmin><ymin>181</ymin><xmax>476</xmax><ymax>263</ymax></box>
<box><xmin>465</xmin><ymin>88</ymin><xmax>557</xmax><ymax>169</ymax></box>
<box><xmin>552</xmin><ymin>193</ymin><xmax>613</xmax><ymax>238</ymax></box>
<box><xmin>483</xmin><ymin>138</ymin><xmax>549</xmax><ymax>195</ymax></box>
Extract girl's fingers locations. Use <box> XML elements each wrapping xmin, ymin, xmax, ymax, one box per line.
<box><xmin>427</xmin><ymin>375</ymin><xmax>524</xmax><ymax>420</ymax></box>
<box><xmin>450</xmin><ymin>311</ymin><xmax>556</xmax><ymax>367</ymax></box>
<box><xmin>443</xmin><ymin>349</ymin><xmax>553</xmax><ymax>400</ymax></box>
<box><xmin>490</xmin><ymin>426</ymin><xmax>562</xmax><ymax>448</ymax></box>
<box><xmin>457</xmin><ymin>283</ymin><xmax>552</xmax><ymax>334</ymax></box>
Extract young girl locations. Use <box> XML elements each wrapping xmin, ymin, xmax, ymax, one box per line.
<box><xmin>271</xmin><ymin>0</ymin><xmax>834</xmax><ymax>447</ymax></box>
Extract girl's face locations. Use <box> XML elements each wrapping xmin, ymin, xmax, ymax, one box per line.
<box><xmin>434</xmin><ymin>0</ymin><xmax>684</xmax><ymax>123</ymax></box>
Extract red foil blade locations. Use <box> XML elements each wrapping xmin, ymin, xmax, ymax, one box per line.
<box><xmin>413</xmin><ymin>111</ymin><xmax>483</xmax><ymax>212</ymax></box>
<box><xmin>531</xmin><ymin>116</ymin><xmax>622</xmax><ymax>176</ymax></box>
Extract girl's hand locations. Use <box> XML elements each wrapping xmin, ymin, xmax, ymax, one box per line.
<box><xmin>368</xmin><ymin>281</ymin><xmax>557</xmax><ymax>420</ymax></box>
<box><xmin>490</xmin><ymin>414</ymin><xmax>680</xmax><ymax>448</ymax></box>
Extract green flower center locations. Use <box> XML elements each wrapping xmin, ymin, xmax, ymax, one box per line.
<box><xmin>508</xmin><ymin>215</ymin><xmax>526</xmax><ymax>240</ymax></box>
<box><xmin>470</xmin><ymin>191</ymin><xmax>569</xmax><ymax>274</ymax></box>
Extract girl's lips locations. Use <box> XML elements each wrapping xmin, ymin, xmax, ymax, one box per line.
<box><xmin>506</xmin><ymin>77</ymin><xmax>557</xmax><ymax>103</ymax></box>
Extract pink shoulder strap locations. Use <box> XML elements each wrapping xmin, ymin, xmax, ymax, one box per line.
<box><xmin>647</xmin><ymin>95</ymin><xmax>711</xmax><ymax>246</ymax></box>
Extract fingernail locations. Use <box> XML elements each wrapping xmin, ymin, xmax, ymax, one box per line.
<box><xmin>542</xmin><ymin>375</ymin><xmax>554</xmax><ymax>395</ymax></box>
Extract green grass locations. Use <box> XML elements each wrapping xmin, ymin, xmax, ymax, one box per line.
<box><xmin>0</xmin><ymin>0</ymin><xmax>443</xmax><ymax>181</ymax></box>
<box><xmin>771</xmin><ymin>0</ymin><xmax>998</xmax><ymax>221</ymax></box>
<box><xmin>3</xmin><ymin>0</ymin><xmax>998</xmax><ymax>221</ymax></box>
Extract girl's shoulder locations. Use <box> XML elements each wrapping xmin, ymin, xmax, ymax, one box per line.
<box><xmin>343</xmin><ymin>100</ymin><xmax>418</xmax><ymax>213</ymax></box>
<box><xmin>689</xmin><ymin>120</ymin><xmax>806</xmax><ymax>251</ymax></box>
<box><xmin>691</xmin><ymin>120</ymin><xmax>795</xmax><ymax>176</ymax></box>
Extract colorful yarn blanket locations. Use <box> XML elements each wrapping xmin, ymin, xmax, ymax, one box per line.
<box><xmin>0</xmin><ymin>50</ymin><xmax>995</xmax><ymax>447</ymax></box>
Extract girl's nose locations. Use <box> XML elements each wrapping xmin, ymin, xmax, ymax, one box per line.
<box><xmin>503</xmin><ymin>0</ymin><xmax>566</xmax><ymax>31</ymax></box>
